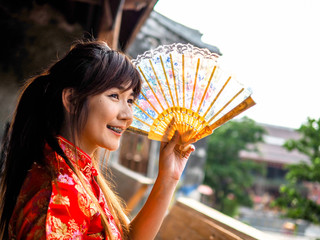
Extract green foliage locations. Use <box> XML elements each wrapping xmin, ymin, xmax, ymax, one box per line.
<box><xmin>204</xmin><ymin>117</ymin><xmax>265</xmax><ymax>216</ymax></box>
<box><xmin>273</xmin><ymin>118</ymin><xmax>320</xmax><ymax>224</ymax></box>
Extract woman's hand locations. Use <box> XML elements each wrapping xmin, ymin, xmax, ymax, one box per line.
<box><xmin>158</xmin><ymin>131</ymin><xmax>195</xmax><ymax>182</ymax></box>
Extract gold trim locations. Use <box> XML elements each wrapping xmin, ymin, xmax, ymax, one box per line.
<box><xmin>170</xmin><ymin>54</ymin><xmax>179</xmax><ymax>106</ymax></box>
<box><xmin>208</xmin><ymin>88</ymin><xmax>244</xmax><ymax>124</ymax></box>
<box><xmin>203</xmin><ymin>76</ymin><xmax>232</xmax><ymax>118</ymax></box>
<box><xmin>140</xmin><ymin>91</ymin><xmax>159</xmax><ymax>115</ymax></box>
<box><xmin>133</xmin><ymin>116</ymin><xmax>152</xmax><ymax>127</ymax></box>
<box><xmin>160</xmin><ymin>56</ymin><xmax>175</xmax><ymax>107</ymax></box>
<box><xmin>133</xmin><ymin>102</ymin><xmax>155</xmax><ymax>120</ymax></box>
<box><xmin>196</xmin><ymin>65</ymin><xmax>216</xmax><ymax>113</ymax></box>
<box><xmin>127</xmin><ymin>126</ymin><xmax>149</xmax><ymax>136</ymax></box>
<box><xmin>149</xmin><ymin>60</ymin><xmax>170</xmax><ymax>108</ymax></box>
<box><xmin>182</xmin><ymin>54</ymin><xmax>185</xmax><ymax>108</ymax></box>
<box><xmin>190</xmin><ymin>58</ymin><xmax>200</xmax><ymax>110</ymax></box>
<box><xmin>138</xmin><ymin>66</ymin><xmax>165</xmax><ymax>111</ymax></box>
<box><xmin>209</xmin><ymin>96</ymin><xmax>256</xmax><ymax>131</ymax></box>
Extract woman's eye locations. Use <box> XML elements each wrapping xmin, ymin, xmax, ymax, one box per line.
<box><xmin>127</xmin><ymin>99</ymin><xmax>134</xmax><ymax>105</ymax></box>
<box><xmin>109</xmin><ymin>94</ymin><xmax>119</xmax><ymax>99</ymax></box>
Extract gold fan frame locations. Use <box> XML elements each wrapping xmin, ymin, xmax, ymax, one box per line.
<box><xmin>128</xmin><ymin>44</ymin><xmax>256</xmax><ymax>143</ymax></box>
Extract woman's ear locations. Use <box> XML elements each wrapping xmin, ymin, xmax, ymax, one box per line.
<box><xmin>62</xmin><ymin>88</ymin><xmax>75</xmax><ymax>113</ymax></box>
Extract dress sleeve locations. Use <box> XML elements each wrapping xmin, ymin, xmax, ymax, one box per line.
<box><xmin>9</xmin><ymin>165</ymin><xmax>51</xmax><ymax>240</ymax></box>
<box><xmin>11</xmin><ymin>188</ymin><xmax>50</xmax><ymax>240</ymax></box>
<box><xmin>46</xmin><ymin>173</ymin><xmax>95</xmax><ymax>239</ymax></box>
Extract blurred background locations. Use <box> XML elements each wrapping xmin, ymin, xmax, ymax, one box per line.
<box><xmin>0</xmin><ymin>0</ymin><xmax>319</xmax><ymax>239</ymax></box>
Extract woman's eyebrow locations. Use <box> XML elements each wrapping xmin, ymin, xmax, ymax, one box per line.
<box><xmin>116</xmin><ymin>86</ymin><xmax>134</xmax><ymax>96</ymax></box>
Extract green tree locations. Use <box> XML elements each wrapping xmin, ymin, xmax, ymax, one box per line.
<box><xmin>273</xmin><ymin>118</ymin><xmax>320</xmax><ymax>224</ymax></box>
<box><xmin>204</xmin><ymin>117</ymin><xmax>265</xmax><ymax>216</ymax></box>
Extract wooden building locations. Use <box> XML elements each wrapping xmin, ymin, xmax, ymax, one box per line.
<box><xmin>0</xmin><ymin>0</ymin><xmax>158</xmax><ymax>139</ymax></box>
<box><xmin>240</xmin><ymin>123</ymin><xmax>309</xmax><ymax>196</ymax></box>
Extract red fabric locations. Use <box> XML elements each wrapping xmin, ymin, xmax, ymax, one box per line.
<box><xmin>9</xmin><ymin>136</ymin><xmax>122</xmax><ymax>240</ymax></box>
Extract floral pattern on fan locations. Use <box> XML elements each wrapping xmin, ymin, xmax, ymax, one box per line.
<box><xmin>129</xmin><ymin>43</ymin><xmax>255</xmax><ymax>144</ymax></box>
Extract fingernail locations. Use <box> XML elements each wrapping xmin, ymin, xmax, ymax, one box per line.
<box><xmin>190</xmin><ymin>144</ymin><xmax>195</xmax><ymax>152</ymax></box>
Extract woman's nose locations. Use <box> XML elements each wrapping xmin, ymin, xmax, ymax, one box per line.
<box><xmin>119</xmin><ymin>102</ymin><xmax>133</xmax><ymax>121</ymax></box>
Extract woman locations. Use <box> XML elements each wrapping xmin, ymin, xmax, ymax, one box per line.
<box><xmin>0</xmin><ymin>40</ymin><xmax>194</xmax><ymax>239</ymax></box>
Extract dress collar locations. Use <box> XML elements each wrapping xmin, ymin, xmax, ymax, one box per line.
<box><xmin>56</xmin><ymin>136</ymin><xmax>98</xmax><ymax>177</ymax></box>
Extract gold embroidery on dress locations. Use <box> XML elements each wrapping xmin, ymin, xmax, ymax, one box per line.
<box><xmin>75</xmin><ymin>178</ymin><xmax>98</xmax><ymax>218</ymax></box>
<box><xmin>52</xmin><ymin>194</ymin><xmax>70</xmax><ymax>206</ymax></box>
<box><xmin>81</xmin><ymin>163</ymin><xmax>93</xmax><ymax>178</ymax></box>
<box><xmin>88</xmin><ymin>232</ymin><xmax>104</xmax><ymax>239</ymax></box>
<box><xmin>48</xmin><ymin>216</ymin><xmax>80</xmax><ymax>239</ymax></box>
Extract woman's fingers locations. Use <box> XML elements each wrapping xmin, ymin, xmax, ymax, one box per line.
<box><xmin>186</xmin><ymin>144</ymin><xmax>196</xmax><ymax>155</ymax></box>
<box><xmin>178</xmin><ymin>143</ymin><xmax>194</xmax><ymax>152</ymax></box>
<box><xmin>161</xmin><ymin>131</ymin><xmax>180</xmax><ymax>152</ymax></box>
<box><xmin>183</xmin><ymin>137</ymin><xmax>196</xmax><ymax>146</ymax></box>
<box><xmin>174</xmin><ymin>144</ymin><xmax>195</xmax><ymax>159</ymax></box>
<box><xmin>166</xmin><ymin>131</ymin><xmax>180</xmax><ymax>151</ymax></box>
<box><xmin>160</xmin><ymin>129</ymin><xmax>196</xmax><ymax>159</ymax></box>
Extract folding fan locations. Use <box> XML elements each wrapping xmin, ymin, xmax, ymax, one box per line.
<box><xmin>128</xmin><ymin>43</ymin><xmax>255</xmax><ymax>144</ymax></box>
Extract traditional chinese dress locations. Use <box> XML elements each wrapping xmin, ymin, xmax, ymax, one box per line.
<box><xmin>9</xmin><ymin>136</ymin><xmax>122</xmax><ymax>240</ymax></box>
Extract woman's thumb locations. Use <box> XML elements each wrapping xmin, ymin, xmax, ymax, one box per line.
<box><xmin>165</xmin><ymin>131</ymin><xmax>180</xmax><ymax>152</ymax></box>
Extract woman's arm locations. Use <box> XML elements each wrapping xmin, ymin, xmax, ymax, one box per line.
<box><xmin>128</xmin><ymin>131</ymin><xmax>195</xmax><ymax>240</ymax></box>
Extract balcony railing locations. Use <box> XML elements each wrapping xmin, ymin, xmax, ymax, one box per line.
<box><xmin>156</xmin><ymin>197</ymin><xmax>270</xmax><ymax>240</ymax></box>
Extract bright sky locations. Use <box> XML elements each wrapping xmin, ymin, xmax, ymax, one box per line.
<box><xmin>154</xmin><ymin>0</ymin><xmax>320</xmax><ymax>129</ymax></box>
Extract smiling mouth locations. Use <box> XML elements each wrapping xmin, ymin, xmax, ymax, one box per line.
<box><xmin>107</xmin><ymin>125</ymin><xmax>124</xmax><ymax>134</ymax></box>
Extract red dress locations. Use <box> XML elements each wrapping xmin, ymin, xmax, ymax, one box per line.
<box><xmin>9</xmin><ymin>136</ymin><xmax>122</xmax><ymax>240</ymax></box>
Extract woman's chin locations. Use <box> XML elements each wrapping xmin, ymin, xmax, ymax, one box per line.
<box><xmin>104</xmin><ymin>143</ymin><xmax>120</xmax><ymax>152</ymax></box>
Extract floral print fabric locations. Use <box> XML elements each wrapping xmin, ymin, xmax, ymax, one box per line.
<box><xmin>9</xmin><ymin>136</ymin><xmax>122</xmax><ymax>240</ymax></box>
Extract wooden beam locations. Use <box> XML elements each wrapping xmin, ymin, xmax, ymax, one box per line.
<box><xmin>123</xmin><ymin>0</ymin><xmax>148</xmax><ymax>10</ymax></box>
<box><xmin>110</xmin><ymin>0</ymin><xmax>125</xmax><ymax>49</ymax></box>
<box><xmin>97</xmin><ymin>0</ymin><xmax>114</xmax><ymax>46</ymax></box>
<box><xmin>98</xmin><ymin>0</ymin><xmax>126</xmax><ymax>50</ymax></box>
<box><xmin>123</xmin><ymin>0</ymin><xmax>158</xmax><ymax>51</ymax></box>
<box><xmin>71</xmin><ymin>0</ymin><xmax>100</xmax><ymax>5</ymax></box>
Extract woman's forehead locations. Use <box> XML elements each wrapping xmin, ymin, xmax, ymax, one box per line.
<box><xmin>109</xmin><ymin>85</ymin><xmax>134</xmax><ymax>94</ymax></box>
<box><xmin>118</xmin><ymin>83</ymin><xmax>135</xmax><ymax>93</ymax></box>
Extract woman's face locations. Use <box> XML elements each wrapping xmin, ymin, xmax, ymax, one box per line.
<box><xmin>78</xmin><ymin>85</ymin><xmax>135</xmax><ymax>155</ymax></box>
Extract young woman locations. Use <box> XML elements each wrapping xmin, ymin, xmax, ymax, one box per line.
<box><xmin>0</xmin><ymin>40</ymin><xmax>195</xmax><ymax>239</ymax></box>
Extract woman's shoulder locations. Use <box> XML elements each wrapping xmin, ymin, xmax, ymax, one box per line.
<box><xmin>19</xmin><ymin>161</ymin><xmax>53</xmax><ymax>202</ymax></box>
